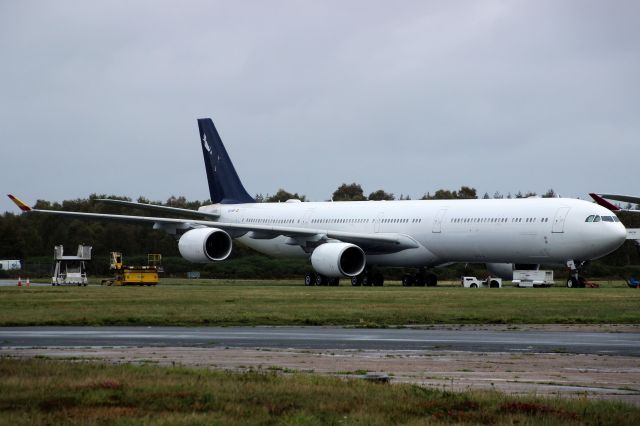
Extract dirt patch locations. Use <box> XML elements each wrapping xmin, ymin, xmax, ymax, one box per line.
<box><xmin>3</xmin><ymin>345</ymin><xmax>639</xmax><ymax>405</ymax></box>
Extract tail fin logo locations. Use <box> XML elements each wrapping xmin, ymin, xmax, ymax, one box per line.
<box><xmin>202</xmin><ymin>134</ymin><xmax>212</xmax><ymax>154</ymax></box>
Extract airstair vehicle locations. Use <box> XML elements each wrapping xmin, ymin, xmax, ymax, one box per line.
<box><xmin>52</xmin><ymin>245</ymin><xmax>92</xmax><ymax>286</ymax></box>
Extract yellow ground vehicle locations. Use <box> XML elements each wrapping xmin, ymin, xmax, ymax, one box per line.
<box><xmin>101</xmin><ymin>253</ymin><xmax>161</xmax><ymax>286</ymax></box>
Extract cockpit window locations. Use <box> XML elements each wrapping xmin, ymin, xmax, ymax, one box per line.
<box><xmin>586</xmin><ymin>215</ymin><xmax>619</xmax><ymax>223</ymax></box>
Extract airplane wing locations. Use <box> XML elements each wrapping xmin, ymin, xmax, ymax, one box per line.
<box><xmin>96</xmin><ymin>198</ymin><xmax>220</xmax><ymax>220</ymax></box>
<box><xmin>598</xmin><ymin>194</ymin><xmax>640</xmax><ymax>205</ymax></box>
<box><xmin>7</xmin><ymin>195</ymin><xmax>419</xmax><ymax>253</ymax></box>
<box><xmin>589</xmin><ymin>193</ymin><xmax>640</xmax><ymax>213</ymax></box>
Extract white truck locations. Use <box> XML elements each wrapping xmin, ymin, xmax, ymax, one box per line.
<box><xmin>461</xmin><ymin>276</ymin><xmax>502</xmax><ymax>288</ymax></box>
<box><xmin>0</xmin><ymin>260</ymin><xmax>21</xmax><ymax>271</ymax></box>
<box><xmin>511</xmin><ymin>270</ymin><xmax>554</xmax><ymax>288</ymax></box>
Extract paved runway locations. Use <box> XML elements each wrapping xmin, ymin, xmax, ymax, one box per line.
<box><xmin>0</xmin><ymin>279</ymin><xmax>52</xmax><ymax>287</ymax></box>
<box><xmin>1</xmin><ymin>326</ymin><xmax>639</xmax><ymax>356</ymax></box>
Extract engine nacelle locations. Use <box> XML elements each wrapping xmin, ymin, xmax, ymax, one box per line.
<box><xmin>311</xmin><ymin>243</ymin><xmax>366</xmax><ymax>278</ymax></box>
<box><xmin>178</xmin><ymin>228</ymin><xmax>232</xmax><ymax>262</ymax></box>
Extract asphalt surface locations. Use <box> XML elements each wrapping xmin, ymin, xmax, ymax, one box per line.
<box><xmin>0</xmin><ymin>279</ymin><xmax>51</xmax><ymax>287</ymax></box>
<box><xmin>1</xmin><ymin>326</ymin><xmax>639</xmax><ymax>356</ymax></box>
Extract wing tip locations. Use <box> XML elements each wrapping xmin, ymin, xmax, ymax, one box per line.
<box><xmin>7</xmin><ymin>194</ymin><xmax>32</xmax><ymax>212</ymax></box>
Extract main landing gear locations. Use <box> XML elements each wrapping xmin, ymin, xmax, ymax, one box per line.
<box><xmin>565</xmin><ymin>260</ymin><xmax>588</xmax><ymax>288</ymax></box>
<box><xmin>303</xmin><ymin>270</ymin><xmax>383</xmax><ymax>287</ymax></box>
<box><xmin>401</xmin><ymin>268</ymin><xmax>438</xmax><ymax>287</ymax></box>
<box><xmin>350</xmin><ymin>270</ymin><xmax>384</xmax><ymax>287</ymax></box>
<box><xmin>304</xmin><ymin>272</ymin><xmax>339</xmax><ymax>286</ymax></box>
<box><xmin>303</xmin><ymin>268</ymin><xmax>437</xmax><ymax>288</ymax></box>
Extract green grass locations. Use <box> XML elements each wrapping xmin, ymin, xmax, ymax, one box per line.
<box><xmin>0</xmin><ymin>357</ymin><xmax>638</xmax><ymax>425</ymax></box>
<box><xmin>0</xmin><ymin>279</ymin><xmax>639</xmax><ymax>326</ymax></box>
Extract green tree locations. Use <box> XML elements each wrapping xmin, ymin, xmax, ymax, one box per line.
<box><xmin>368</xmin><ymin>190</ymin><xmax>395</xmax><ymax>201</ymax></box>
<box><xmin>457</xmin><ymin>186</ymin><xmax>477</xmax><ymax>199</ymax></box>
<box><xmin>266</xmin><ymin>189</ymin><xmax>306</xmax><ymax>202</ymax></box>
<box><xmin>421</xmin><ymin>186</ymin><xmax>477</xmax><ymax>200</ymax></box>
<box><xmin>332</xmin><ymin>183</ymin><xmax>366</xmax><ymax>201</ymax></box>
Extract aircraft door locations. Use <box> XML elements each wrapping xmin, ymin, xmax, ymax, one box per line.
<box><xmin>552</xmin><ymin>207</ymin><xmax>570</xmax><ymax>233</ymax></box>
<box><xmin>374</xmin><ymin>213</ymin><xmax>384</xmax><ymax>233</ymax></box>
<box><xmin>432</xmin><ymin>208</ymin><xmax>447</xmax><ymax>233</ymax></box>
<box><xmin>302</xmin><ymin>210</ymin><xmax>314</xmax><ymax>226</ymax></box>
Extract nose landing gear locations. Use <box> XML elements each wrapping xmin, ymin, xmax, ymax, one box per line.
<box><xmin>566</xmin><ymin>260</ymin><xmax>589</xmax><ymax>288</ymax></box>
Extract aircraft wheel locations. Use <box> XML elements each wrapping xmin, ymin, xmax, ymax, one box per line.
<box><xmin>315</xmin><ymin>274</ymin><xmax>328</xmax><ymax>286</ymax></box>
<box><xmin>351</xmin><ymin>275</ymin><xmax>362</xmax><ymax>286</ymax></box>
<box><xmin>304</xmin><ymin>272</ymin><xmax>316</xmax><ymax>286</ymax></box>
<box><xmin>362</xmin><ymin>273</ymin><xmax>372</xmax><ymax>286</ymax></box>
<box><xmin>414</xmin><ymin>274</ymin><xmax>426</xmax><ymax>287</ymax></box>
<box><xmin>402</xmin><ymin>274</ymin><xmax>413</xmax><ymax>287</ymax></box>
<box><xmin>374</xmin><ymin>272</ymin><xmax>384</xmax><ymax>287</ymax></box>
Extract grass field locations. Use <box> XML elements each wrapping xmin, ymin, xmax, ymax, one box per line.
<box><xmin>1</xmin><ymin>357</ymin><xmax>638</xmax><ymax>425</ymax></box>
<box><xmin>1</xmin><ymin>279</ymin><xmax>639</xmax><ymax>326</ymax></box>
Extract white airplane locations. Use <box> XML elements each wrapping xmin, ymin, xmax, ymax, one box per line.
<box><xmin>8</xmin><ymin>119</ymin><xmax>630</xmax><ymax>288</ymax></box>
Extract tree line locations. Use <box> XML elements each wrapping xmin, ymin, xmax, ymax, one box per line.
<box><xmin>261</xmin><ymin>183</ymin><xmax>562</xmax><ymax>202</ymax></box>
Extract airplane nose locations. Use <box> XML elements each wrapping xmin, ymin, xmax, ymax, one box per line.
<box><xmin>583</xmin><ymin>222</ymin><xmax>627</xmax><ymax>258</ymax></box>
<box><xmin>618</xmin><ymin>224</ymin><xmax>629</xmax><ymax>243</ymax></box>
<box><xmin>607</xmin><ymin>224</ymin><xmax>628</xmax><ymax>251</ymax></box>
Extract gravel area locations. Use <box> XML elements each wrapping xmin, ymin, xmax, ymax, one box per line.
<box><xmin>3</xmin><ymin>345</ymin><xmax>639</xmax><ymax>405</ymax></box>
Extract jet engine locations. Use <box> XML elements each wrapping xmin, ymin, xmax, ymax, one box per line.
<box><xmin>178</xmin><ymin>228</ymin><xmax>232</xmax><ymax>262</ymax></box>
<box><xmin>311</xmin><ymin>243</ymin><xmax>366</xmax><ymax>278</ymax></box>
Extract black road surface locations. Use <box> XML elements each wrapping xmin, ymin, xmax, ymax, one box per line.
<box><xmin>1</xmin><ymin>327</ymin><xmax>639</xmax><ymax>356</ymax></box>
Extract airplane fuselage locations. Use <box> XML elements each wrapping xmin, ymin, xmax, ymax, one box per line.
<box><xmin>202</xmin><ymin>197</ymin><xmax>627</xmax><ymax>267</ymax></box>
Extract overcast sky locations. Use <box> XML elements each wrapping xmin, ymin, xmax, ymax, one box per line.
<box><xmin>1</xmin><ymin>0</ymin><xmax>639</xmax><ymax>213</ymax></box>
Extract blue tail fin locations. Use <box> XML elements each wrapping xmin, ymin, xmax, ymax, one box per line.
<box><xmin>197</xmin><ymin>118</ymin><xmax>255</xmax><ymax>204</ymax></box>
